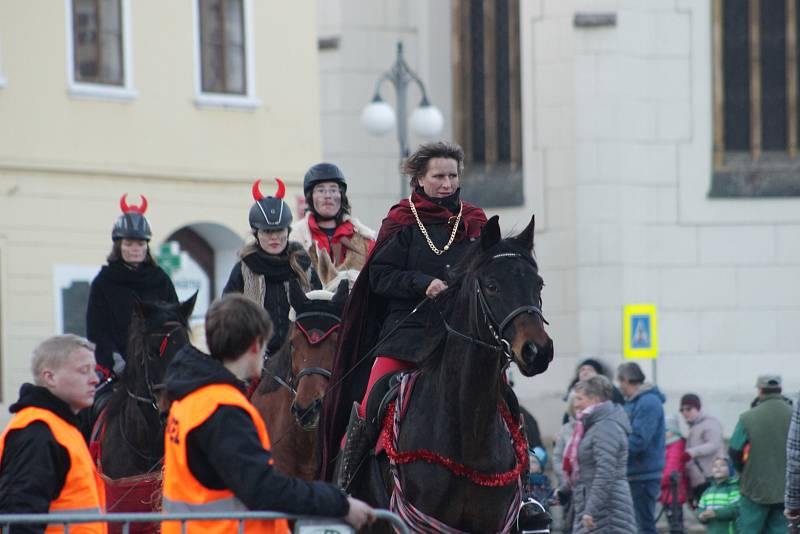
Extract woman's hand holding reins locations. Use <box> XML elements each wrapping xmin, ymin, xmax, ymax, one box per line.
<box><xmin>426</xmin><ymin>278</ymin><xmax>448</xmax><ymax>298</ymax></box>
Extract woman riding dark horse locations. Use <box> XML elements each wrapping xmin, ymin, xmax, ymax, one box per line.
<box><xmin>320</xmin><ymin>141</ymin><xmax>488</xmax><ymax>483</ymax></box>
<box><xmin>91</xmin><ymin>294</ymin><xmax>195</xmax><ymax>533</ymax></box>
<box><xmin>353</xmin><ymin>215</ymin><xmax>552</xmax><ymax>532</ymax></box>
<box><xmin>86</xmin><ymin>194</ymin><xmax>179</xmax><ymax>381</ymax></box>
<box><xmin>223</xmin><ymin>178</ymin><xmax>321</xmax><ymax>357</ymax></box>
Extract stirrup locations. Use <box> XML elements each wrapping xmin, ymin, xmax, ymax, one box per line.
<box><xmin>337</xmin><ymin>402</ymin><xmax>370</xmax><ymax>490</ymax></box>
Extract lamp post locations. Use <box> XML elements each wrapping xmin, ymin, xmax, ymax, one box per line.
<box><xmin>361</xmin><ymin>41</ymin><xmax>444</xmax><ymax>197</ymax></box>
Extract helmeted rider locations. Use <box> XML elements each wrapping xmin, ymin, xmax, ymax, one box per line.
<box><xmin>319</xmin><ymin>142</ymin><xmax>488</xmax><ymax>484</ymax></box>
<box><xmin>86</xmin><ymin>194</ymin><xmax>178</xmax><ymax>380</ymax></box>
<box><xmin>292</xmin><ymin>163</ymin><xmax>376</xmax><ymax>266</ymax></box>
<box><xmin>223</xmin><ymin>178</ymin><xmax>321</xmax><ymax>356</ymax></box>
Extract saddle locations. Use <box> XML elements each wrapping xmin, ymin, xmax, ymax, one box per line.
<box><xmin>363</xmin><ymin>371</ymin><xmax>404</xmax><ymax>451</ymax></box>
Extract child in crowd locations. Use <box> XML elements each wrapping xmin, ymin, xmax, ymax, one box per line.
<box><xmin>526</xmin><ymin>446</ymin><xmax>553</xmax><ymax>510</ymax></box>
<box><xmin>696</xmin><ymin>457</ymin><xmax>740</xmax><ymax>534</ymax></box>
<box><xmin>659</xmin><ymin>414</ymin><xmax>688</xmax><ymax>528</ymax></box>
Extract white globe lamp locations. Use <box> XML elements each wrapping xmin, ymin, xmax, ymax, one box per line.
<box><xmin>409</xmin><ymin>102</ymin><xmax>444</xmax><ymax>138</ymax></box>
<box><xmin>361</xmin><ymin>96</ymin><xmax>396</xmax><ymax>136</ymax></box>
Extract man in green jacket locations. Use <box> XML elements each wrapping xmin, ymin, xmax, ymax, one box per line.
<box><xmin>729</xmin><ymin>373</ymin><xmax>793</xmax><ymax>533</ymax></box>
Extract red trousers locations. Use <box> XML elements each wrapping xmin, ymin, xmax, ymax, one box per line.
<box><xmin>358</xmin><ymin>356</ymin><xmax>413</xmax><ymax>418</ymax></box>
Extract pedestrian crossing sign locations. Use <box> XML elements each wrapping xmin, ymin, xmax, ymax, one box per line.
<box><xmin>623</xmin><ymin>304</ymin><xmax>658</xmax><ymax>359</ymax></box>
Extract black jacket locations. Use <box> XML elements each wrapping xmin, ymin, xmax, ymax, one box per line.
<box><xmin>0</xmin><ymin>385</ymin><xmax>77</xmax><ymax>534</ymax></box>
<box><xmin>369</xmin><ymin>222</ymin><xmax>475</xmax><ymax>362</ymax></box>
<box><xmin>164</xmin><ymin>345</ymin><xmax>348</xmax><ymax>516</ymax></box>
<box><xmin>86</xmin><ymin>260</ymin><xmax>178</xmax><ymax>374</ymax></box>
<box><xmin>223</xmin><ymin>242</ymin><xmax>321</xmax><ymax>354</ymax></box>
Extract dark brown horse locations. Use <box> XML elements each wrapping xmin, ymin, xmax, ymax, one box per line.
<box><xmin>349</xmin><ymin>215</ymin><xmax>553</xmax><ymax>533</ymax></box>
<box><xmin>251</xmin><ymin>279</ymin><xmax>349</xmax><ymax>479</ymax></box>
<box><xmin>92</xmin><ymin>294</ymin><xmax>196</xmax><ymax>531</ymax></box>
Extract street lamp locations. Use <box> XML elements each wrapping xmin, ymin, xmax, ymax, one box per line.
<box><xmin>361</xmin><ymin>41</ymin><xmax>444</xmax><ymax>196</ymax></box>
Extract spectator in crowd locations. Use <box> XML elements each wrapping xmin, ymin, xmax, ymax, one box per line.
<box><xmin>696</xmin><ymin>457</ymin><xmax>740</xmax><ymax>534</ymax></box>
<box><xmin>562</xmin><ymin>358</ymin><xmax>624</xmax><ymax>424</ymax></box>
<box><xmin>161</xmin><ymin>294</ymin><xmax>373</xmax><ymax>533</ymax></box>
<box><xmin>680</xmin><ymin>392</ymin><xmax>725</xmax><ymax>508</ymax></box>
<box><xmin>784</xmin><ymin>392</ymin><xmax>800</xmax><ymax>528</ymax></box>
<box><xmin>526</xmin><ymin>446</ymin><xmax>553</xmax><ymax>511</ymax></box>
<box><xmin>559</xmin><ymin>375</ymin><xmax>636</xmax><ymax>534</ymax></box>
<box><xmin>729</xmin><ymin>373</ymin><xmax>792</xmax><ymax>533</ymax></box>
<box><xmin>553</xmin><ymin>392</ymin><xmax>578</xmax><ymax>533</ymax></box>
<box><xmin>0</xmin><ymin>335</ymin><xmax>106</xmax><ymax>533</ymax></box>
<box><xmin>659</xmin><ymin>414</ymin><xmax>688</xmax><ymax>529</ymax></box>
<box><xmin>617</xmin><ymin>361</ymin><xmax>666</xmax><ymax>534</ymax></box>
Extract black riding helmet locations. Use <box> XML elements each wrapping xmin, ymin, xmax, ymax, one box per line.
<box><xmin>112</xmin><ymin>194</ymin><xmax>152</xmax><ymax>241</ymax></box>
<box><xmin>249</xmin><ymin>178</ymin><xmax>293</xmax><ymax>231</ymax></box>
<box><xmin>303</xmin><ymin>162</ymin><xmax>347</xmax><ymax>196</ymax></box>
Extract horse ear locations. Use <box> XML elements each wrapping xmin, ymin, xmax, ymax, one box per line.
<box><xmin>317</xmin><ymin>248</ymin><xmax>336</xmax><ymax>285</ymax></box>
<box><xmin>131</xmin><ymin>294</ymin><xmax>146</xmax><ymax>320</ymax></box>
<box><xmin>480</xmin><ymin>215</ymin><xmax>501</xmax><ymax>250</ymax></box>
<box><xmin>179</xmin><ymin>291</ymin><xmax>198</xmax><ymax>322</ymax></box>
<box><xmin>288</xmin><ymin>278</ymin><xmax>309</xmax><ymax>311</ymax></box>
<box><xmin>514</xmin><ymin>214</ymin><xmax>536</xmax><ymax>251</ymax></box>
<box><xmin>308</xmin><ymin>244</ymin><xmax>319</xmax><ymax>271</ymax></box>
<box><xmin>332</xmin><ymin>279</ymin><xmax>349</xmax><ymax>307</ymax></box>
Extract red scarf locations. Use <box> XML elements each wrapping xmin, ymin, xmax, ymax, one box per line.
<box><xmin>307</xmin><ymin>215</ymin><xmax>359</xmax><ymax>264</ymax></box>
<box><xmin>378</xmin><ymin>190</ymin><xmax>487</xmax><ymax>244</ymax></box>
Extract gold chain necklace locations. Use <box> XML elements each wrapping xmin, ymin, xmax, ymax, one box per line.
<box><xmin>408</xmin><ymin>196</ymin><xmax>463</xmax><ymax>255</ymax></box>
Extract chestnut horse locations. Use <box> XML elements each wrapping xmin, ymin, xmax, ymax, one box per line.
<box><xmin>348</xmin><ymin>215</ymin><xmax>554</xmax><ymax>533</ymax></box>
<box><xmin>251</xmin><ymin>279</ymin><xmax>349</xmax><ymax>479</ymax></box>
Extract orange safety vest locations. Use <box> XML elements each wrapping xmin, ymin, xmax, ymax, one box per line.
<box><xmin>162</xmin><ymin>384</ymin><xmax>289</xmax><ymax>534</ymax></box>
<box><xmin>0</xmin><ymin>407</ymin><xmax>107</xmax><ymax>534</ymax></box>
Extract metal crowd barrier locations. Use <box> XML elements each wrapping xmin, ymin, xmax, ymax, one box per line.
<box><xmin>0</xmin><ymin>509</ymin><xmax>408</xmax><ymax>534</ymax></box>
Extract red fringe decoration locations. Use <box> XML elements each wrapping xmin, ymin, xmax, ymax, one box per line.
<box><xmin>380</xmin><ymin>401</ymin><xmax>527</xmax><ymax>488</ymax></box>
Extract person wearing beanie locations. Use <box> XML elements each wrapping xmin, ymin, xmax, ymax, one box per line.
<box><xmin>680</xmin><ymin>392</ymin><xmax>725</xmax><ymax>508</ymax></box>
<box><xmin>562</xmin><ymin>358</ymin><xmax>625</xmax><ymax>424</ymax></box>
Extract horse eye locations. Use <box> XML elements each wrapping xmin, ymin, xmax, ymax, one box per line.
<box><xmin>486</xmin><ymin>282</ymin><xmax>498</xmax><ymax>292</ymax></box>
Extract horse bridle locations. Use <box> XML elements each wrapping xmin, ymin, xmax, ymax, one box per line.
<box><xmin>127</xmin><ymin>323</ymin><xmax>187</xmax><ymax>412</ymax></box>
<box><xmin>438</xmin><ymin>252</ymin><xmax>548</xmax><ymax>362</ymax></box>
<box><xmin>268</xmin><ymin>310</ymin><xmax>339</xmax><ymax>397</ymax></box>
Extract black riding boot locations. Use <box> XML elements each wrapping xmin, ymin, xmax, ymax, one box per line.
<box><xmin>337</xmin><ymin>402</ymin><xmax>370</xmax><ymax>490</ymax></box>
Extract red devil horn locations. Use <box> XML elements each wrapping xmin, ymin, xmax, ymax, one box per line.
<box><xmin>120</xmin><ymin>194</ymin><xmax>130</xmax><ymax>213</ymax></box>
<box><xmin>274</xmin><ymin>178</ymin><xmax>286</xmax><ymax>199</ymax></box>
<box><xmin>120</xmin><ymin>194</ymin><xmax>148</xmax><ymax>214</ymax></box>
<box><xmin>252</xmin><ymin>179</ymin><xmax>264</xmax><ymax>201</ymax></box>
<box><xmin>137</xmin><ymin>195</ymin><xmax>148</xmax><ymax>215</ymax></box>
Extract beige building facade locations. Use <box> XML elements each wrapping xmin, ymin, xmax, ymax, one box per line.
<box><xmin>0</xmin><ymin>0</ymin><xmax>322</xmax><ymax>414</ymax></box>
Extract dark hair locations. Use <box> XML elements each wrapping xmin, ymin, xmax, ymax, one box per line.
<box><xmin>304</xmin><ymin>184</ymin><xmax>351</xmax><ymax>222</ymax></box>
<box><xmin>680</xmin><ymin>393</ymin><xmax>702</xmax><ymax>410</ymax></box>
<box><xmin>205</xmin><ymin>294</ymin><xmax>273</xmax><ymax>361</ymax></box>
<box><xmin>402</xmin><ymin>141</ymin><xmax>465</xmax><ymax>190</ymax></box>
<box><xmin>107</xmin><ymin>239</ymin><xmax>156</xmax><ymax>265</ymax></box>
<box><xmin>617</xmin><ymin>362</ymin><xmax>645</xmax><ymax>384</ymax></box>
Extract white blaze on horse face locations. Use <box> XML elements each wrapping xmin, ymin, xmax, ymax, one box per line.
<box><xmin>417</xmin><ymin>158</ymin><xmax>459</xmax><ymax>198</ymax></box>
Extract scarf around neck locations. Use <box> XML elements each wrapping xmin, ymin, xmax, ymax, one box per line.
<box><xmin>563</xmin><ymin>400</ymin><xmax>610</xmax><ymax>487</ymax></box>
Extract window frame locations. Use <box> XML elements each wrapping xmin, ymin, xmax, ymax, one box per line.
<box><xmin>64</xmin><ymin>0</ymin><xmax>136</xmax><ymax>101</ymax></box>
<box><xmin>192</xmin><ymin>0</ymin><xmax>260</xmax><ymax>110</ymax></box>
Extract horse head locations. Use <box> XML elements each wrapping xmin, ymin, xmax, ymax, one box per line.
<box><xmin>127</xmin><ymin>292</ymin><xmax>197</xmax><ymax>407</ymax></box>
<box><xmin>471</xmin><ymin>215</ymin><xmax>553</xmax><ymax>377</ymax></box>
<box><xmin>287</xmin><ymin>279</ymin><xmax>348</xmax><ymax>430</ymax></box>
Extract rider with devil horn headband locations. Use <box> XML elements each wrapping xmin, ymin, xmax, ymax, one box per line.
<box><xmin>86</xmin><ymin>194</ymin><xmax>178</xmax><ymax>380</ymax></box>
<box><xmin>223</xmin><ymin>178</ymin><xmax>321</xmax><ymax>356</ymax></box>
<box><xmin>292</xmin><ymin>163</ymin><xmax>376</xmax><ymax>266</ymax></box>
<box><xmin>319</xmin><ymin>141</ymin><xmax>488</xmax><ymax>483</ymax></box>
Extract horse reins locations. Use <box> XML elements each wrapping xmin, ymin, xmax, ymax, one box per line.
<box><xmin>436</xmin><ymin>252</ymin><xmax>548</xmax><ymax>363</ymax></box>
<box><xmin>127</xmin><ymin>323</ymin><xmax>188</xmax><ymax>413</ymax></box>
